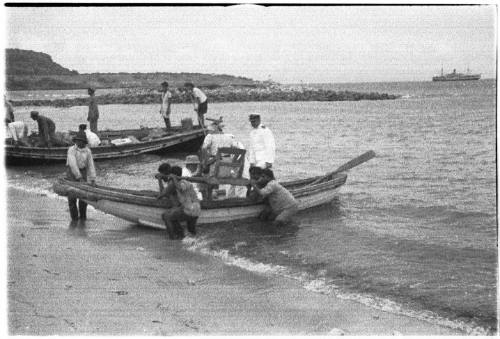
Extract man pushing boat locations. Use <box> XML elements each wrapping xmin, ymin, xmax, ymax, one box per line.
<box><xmin>156</xmin><ymin>164</ymin><xmax>201</xmax><ymax>240</ymax></box>
<box><xmin>249</xmin><ymin>168</ymin><xmax>298</xmax><ymax>226</ymax></box>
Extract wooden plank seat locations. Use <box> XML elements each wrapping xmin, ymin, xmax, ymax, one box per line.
<box><xmin>204</xmin><ymin>147</ymin><xmax>247</xmax><ymax>200</ymax></box>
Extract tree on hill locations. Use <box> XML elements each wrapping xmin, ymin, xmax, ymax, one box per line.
<box><xmin>6</xmin><ymin>48</ymin><xmax>79</xmax><ymax>76</ymax></box>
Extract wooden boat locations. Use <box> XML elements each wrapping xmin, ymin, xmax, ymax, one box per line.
<box><xmin>52</xmin><ymin>151</ymin><xmax>375</xmax><ymax>227</ymax></box>
<box><xmin>5</xmin><ymin>126</ymin><xmax>205</xmax><ymax>165</ymax></box>
<box><xmin>53</xmin><ymin>172</ymin><xmax>348</xmax><ymax>227</ymax></box>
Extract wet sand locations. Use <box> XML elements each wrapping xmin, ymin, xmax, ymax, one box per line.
<box><xmin>7</xmin><ymin>187</ymin><xmax>463</xmax><ymax>335</ymax></box>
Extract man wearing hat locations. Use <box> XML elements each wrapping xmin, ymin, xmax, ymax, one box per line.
<box><xmin>66</xmin><ymin>130</ymin><xmax>97</xmax><ymax>220</ymax></box>
<box><xmin>87</xmin><ymin>88</ymin><xmax>99</xmax><ymax>133</ymax></box>
<box><xmin>182</xmin><ymin>155</ymin><xmax>203</xmax><ymax>200</ymax></box>
<box><xmin>30</xmin><ymin>111</ymin><xmax>58</xmax><ymax>147</ymax></box>
<box><xmin>248</xmin><ymin>113</ymin><xmax>275</xmax><ymax>169</ymax></box>
<box><xmin>160</xmin><ymin>81</ymin><xmax>172</xmax><ymax>129</ymax></box>
<box><xmin>201</xmin><ymin>119</ymin><xmax>237</xmax><ymax>158</ymax></box>
<box><xmin>201</xmin><ymin>118</ymin><xmax>241</xmax><ymax>175</ymax></box>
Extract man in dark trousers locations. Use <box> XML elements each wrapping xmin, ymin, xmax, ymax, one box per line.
<box><xmin>157</xmin><ymin>165</ymin><xmax>201</xmax><ymax>240</ymax></box>
<box><xmin>184</xmin><ymin>82</ymin><xmax>208</xmax><ymax>128</ymax></box>
<box><xmin>87</xmin><ymin>87</ymin><xmax>99</xmax><ymax>133</ymax></box>
<box><xmin>66</xmin><ymin>130</ymin><xmax>97</xmax><ymax>220</ymax></box>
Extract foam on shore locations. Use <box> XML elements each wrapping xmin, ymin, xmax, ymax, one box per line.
<box><xmin>184</xmin><ymin>235</ymin><xmax>490</xmax><ymax>335</ymax></box>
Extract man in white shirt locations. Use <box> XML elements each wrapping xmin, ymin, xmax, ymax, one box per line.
<box><xmin>66</xmin><ymin>131</ymin><xmax>97</xmax><ymax>220</ymax></box>
<box><xmin>201</xmin><ymin>120</ymin><xmax>238</xmax><ymax>161</ymax></box>
<box><xmin>181</xmin><ymin>155</ymin><xmax>203</xmax><ymax>200</ymax></box>
<box><xmin>5</xmin><ymin>119</ymin><xmax>29</xmax><ymax>145</ymax></box>
<box><xmin>79</xmin><ymin>124</ymin><xmax>100</xmax><ymax>147</ymax></box>
<box><xmin>248</xmin><ymin>113</ymin><xmax>275</xmax><ymax>169</ymax></box>
<box><xmin>160</xmin><ymin>81</ymin><xmax>172</xmax><ymax>129</ymax></box>
<box><xmin>184</xmin><ymin>82</ymin><xmax>208</xmax><ymax>128</ymax></box>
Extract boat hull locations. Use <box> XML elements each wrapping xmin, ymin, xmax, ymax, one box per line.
<box><xmin>5</xmin><ymin>127</ymin><xmax>205</xmax><ymax>165</ymax></box>
<box><xmin>53</xmin><ymin>173</ymin><xmax>347</xmax><ymax>227</ymax></box>
<box><xmin>432</xmin><ymin>74</ymin><xmax>481</xmax><ymax>81</ymax></box>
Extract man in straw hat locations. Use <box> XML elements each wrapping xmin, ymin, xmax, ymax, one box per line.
<box><xmin>65</xmin><ymin>130</ymin><xmax>97</xmax><ymax>221</ymax></box>
<box><xmin>248</xmin><ymin>113</ymin><xmax>275</xmax><ymax>169</ymax></box>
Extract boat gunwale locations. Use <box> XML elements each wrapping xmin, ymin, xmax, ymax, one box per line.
<box><xmin>5</xmin><ymin>127</ymin><xmax>204</xmax><ymax>152</ymax></box>
<box><xmin>53</xmin><ymin>172</ymin><xmax>347</xmax><ymax>210</ymax></box>
<box><xmin>5</xmin><ymin>127</ymin><xmax>205</xmax><ymax>162</ymax></box>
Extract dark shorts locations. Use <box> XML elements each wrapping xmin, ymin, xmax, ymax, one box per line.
<box><xmin>198</xmin><ymin>100</ymin><xmax>208</xmax><ymax>115</ymax></box>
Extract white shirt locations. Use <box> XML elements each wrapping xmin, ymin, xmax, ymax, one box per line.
<box><xmin>7</xmin><ymin>121</ymin><xmax>28</xmax><ymax>141</ymax></box>
<box><xmin>201</xmin><ymin>133</ymin><xmax>238</xmax><ymax>156</ymax></box>
<box><xmin>66</xmin><ymin>145</ymin><xmax>97</xmax><ymax>181</ymax></box>
<box><xmin>192</xmin><ymin>87</ymin><xmax>207</xmax><ymax>108</ymax></box>
<box><xmin>181</xmin><ymin>167</ymin><xmax>203</xmax><ymax>200</ymax></box>
<box><xmin>84</xmin><ymin>129</ymin><xmax>101</xmax><ymax>147</ymax></box>
<box><xmin>160</xmin><ymin>90</ymin><xmax>172</xmax><ymax>117</ymax></box>
<box><xmin>249</xmin><ymin>124</ymin><xmax>275</xmax><ymax>168</ymax></box>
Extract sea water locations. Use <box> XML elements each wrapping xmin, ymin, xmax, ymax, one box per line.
<box><xmin>6</xmin><ymin>79</ymin><xmax>497</xmax><ymax>334</ymax></box>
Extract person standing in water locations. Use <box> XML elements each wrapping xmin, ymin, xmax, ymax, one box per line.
<box><xmin>66</xmin><ymin>131</ymin><xmax>97</xmax><ymax>220</ymax></box>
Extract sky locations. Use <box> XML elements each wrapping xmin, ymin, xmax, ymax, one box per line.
<box><xmin>4</xmin><ymin>4</ymin><xmax>498</xmax><ymax>83</ymax></box>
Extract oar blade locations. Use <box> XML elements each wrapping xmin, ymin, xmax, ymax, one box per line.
<box><xmin>335</xmin><ymin>150</ymin><xmax>376</xmax><ymax>173</ymax></box>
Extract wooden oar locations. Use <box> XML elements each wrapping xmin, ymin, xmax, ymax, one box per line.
<box><xmin>310</xmin><ymin>150</ymin><xmax>376</xmax><ymax>185</ymax></box>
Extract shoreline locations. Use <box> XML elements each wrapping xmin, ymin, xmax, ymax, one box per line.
<box><xmin>7</xmin><ymin>187</ymin><xmax>464</xmax><ymax>335</ymax></box>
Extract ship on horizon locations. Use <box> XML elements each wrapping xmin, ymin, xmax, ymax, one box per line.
<box><xmin>432</xmin><ymin>67</ymin><xmax>481</xmax><ymax>81</ymax></box>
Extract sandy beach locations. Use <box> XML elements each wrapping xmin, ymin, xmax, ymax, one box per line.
<box><xmin>7</xmin><ymin>187</ymin><xmax>463</xmax><ymax>335</ymax></box>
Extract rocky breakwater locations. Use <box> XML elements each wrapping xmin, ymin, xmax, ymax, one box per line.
<box><xmin>11</xmin><ymin>84</ymin><xmax>401</xmax><ymax>107</ymax></box>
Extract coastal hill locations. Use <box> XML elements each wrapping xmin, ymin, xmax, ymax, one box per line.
<box><xmin>6</xmin><ymin>48</ymin><xmax>401</xmax><ymax>105</ymax></box>
<box><xmin>5</xmin><ymin>48</ymin><xmax>261</xmax><ymax>91</ymax></box>
<box><xmin>6</xmin><ymin>48</ymin><xmax>79</xmax><ymax>76</ymax></box>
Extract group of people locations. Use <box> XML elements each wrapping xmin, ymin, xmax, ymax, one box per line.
<box><xmin>5</xmin><ymin>88</ymin><xmax>99</xmax><ymax>147</ymax></box>
<box><xmin>153</xmin><ymin>110</ymin><xmax>298</xmax><ymax>240</ymax></box>
<box><xmin>5</xmin><ymin>82</ymin><xmax>299</xmax><ymax>240</ymax></box>
<box><xmin>160</xmin><ymin>82</ymin><xmax>208</xmax><ymax>129</ymax></box>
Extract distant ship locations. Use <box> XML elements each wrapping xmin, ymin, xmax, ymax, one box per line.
<box><xmin>432</xmin><ymin>68</ymin><xmax>481</xmax><ymax>81</ymax></box>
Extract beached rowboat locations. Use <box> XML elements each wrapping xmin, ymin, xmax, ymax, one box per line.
<box><xmin>53</xmin><ymin>172</ymin><xmax>348</xmax><ymax>227</ymax></box>
<box><xmin>53</xmin><ymin>150</ymin><xmax>375</xmax><ymax>227</ymax></box>
<box><xmin>5</xmin><ymin>126</ymin><xmax>205</xmax><ymax>165</ymax></box>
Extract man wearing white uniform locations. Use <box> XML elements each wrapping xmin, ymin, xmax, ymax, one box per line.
<box><xmin>6</xmin><ymin>119</ymin><xmax>29</xmax><ymax>145</ymax></box>
<box><xmin>248</xmin><ymin>113</ymin><xmax>275</xmax><ymax>169</ymax></box>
